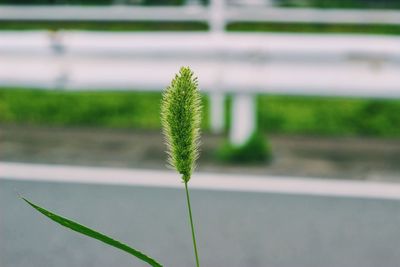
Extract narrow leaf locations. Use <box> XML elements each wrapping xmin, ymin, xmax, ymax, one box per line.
<box><xmin>22</xmin><ymin>197</ymin><xmax>163</xmax><ymax>267</ymax></box>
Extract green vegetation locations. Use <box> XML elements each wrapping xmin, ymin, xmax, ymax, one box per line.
<box><xmin>161</xmin><ymin>67</ymin><xmax>201</xmax><ymax>266</ymax></box>
<box><xmin>217</xmin><ymin>132</ymin><xmax>272</xmax><ymax>163</ymax></box>
<box><xmin>228</xmin><ymin>22</ymin><xmax>400</xmax><ymax>35</ymax></box>
<box><xmin>1</xmin><ymin>20</ymin><xmax>399</xmax><ymax>35</ymax></box>
<box><xmin>0</xmin><ymin>89</ymin><xmax>210</xmax><ymax>129</ymax></box>
<box><xmin>279</xmin><ymin>0</ymin><xmax>400</xmax><ymax>9</ymax></box>
<box><xmin>161</xmin><ymin>67</ymin><xmax>202</xmax><ymax>183</ymax></box>
<box><xmin>0</xmin><ymin>0</ymin><xmax>185</xmax><ymax>5</ymax></box>
<box><xmin>257</xmin><ymin>95</ymin><xmax>400</xmax><ymax>137</ymax></box>
<box><xmin>1</xmin><ymin>88</ymin><xmax>399</xmax><ymax>138</ymax></box>
<box><xmin>0</xmin><ymin>89</ymin><xmax>165</xmax><ymax>129</ymax></box>
<box><xmin>0</xmin><ymin>21</ymin><xmax>208</xmax><ymax>31</ymax></box>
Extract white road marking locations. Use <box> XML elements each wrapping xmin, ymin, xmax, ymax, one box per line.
<box><xmin>1</xmin><ymin>161</ymin><xmax>400</xmax><ymax>200</ymax></box>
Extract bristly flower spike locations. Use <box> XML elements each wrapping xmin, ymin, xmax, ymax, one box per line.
<box><xmin>161</xmin><ymin>66</ymin><xmax>202</xmax><ymax>183</ymax></box>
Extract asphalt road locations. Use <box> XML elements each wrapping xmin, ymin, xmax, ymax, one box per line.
<box><xmin>2</xmin><ymin>179</ymin><xmax>400</xmax><ymax>267</ymax></box>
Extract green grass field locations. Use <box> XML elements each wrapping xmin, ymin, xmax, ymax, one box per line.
<box><xmin>0</xmin><ymin>21</ymin><xmax>399</xmax><ymax>35</ymax></box>
<box><xmin>0</xmin><ymin>21</ymin><xmax>208</xmax><ymax>31</ymax></box>
<box><xmin>228</xmin><ymin>23</ymin><xmax>400</xmax><ymax>35</ymax></box>
<box><xmin>1</xmin><ymin>88</ymin><xmax>399</xmax><ymax>137</ymax></box>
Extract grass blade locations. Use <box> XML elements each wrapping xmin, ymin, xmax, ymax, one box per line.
<box><xmin>22</xmin><ymin>197</ymin><xmax>163</xmax><ymax>267</ymax></box>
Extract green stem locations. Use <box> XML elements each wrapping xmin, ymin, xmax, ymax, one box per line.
<box><xmin>184</xmin><ymin>181</ymin><xmax>200</xmax><ymax>267</ymax></box>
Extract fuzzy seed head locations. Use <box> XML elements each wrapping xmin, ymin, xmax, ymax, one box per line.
<box><xmin>161</xmin><ymin>67</ymin><xmax>202</xmax><ymax>183</ymax></box>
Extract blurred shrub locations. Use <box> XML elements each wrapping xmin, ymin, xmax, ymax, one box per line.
<box><xmin>216</xmin><ymin>132</ymin><xmax>272</xmax><ymax>163</ymax></box>
<box><xmin>0</xmin><ymin>99</ymin><xmax>14</xmax><ymax>122</ymax></box>
<box><xmin>357</xmin><ymin>101</ymin><xmax>400</xmax><ymax>136</ymax></box>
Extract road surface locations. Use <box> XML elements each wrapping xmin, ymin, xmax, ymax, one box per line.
<box><xmin>2</xmin><ymin>164</ymin><xmax>400</xmax><ymax>267</ymax></box>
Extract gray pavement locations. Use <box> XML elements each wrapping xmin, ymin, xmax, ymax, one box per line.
<box><xmin>2</xmin><ymin>179</ymin><xmax>400</xmax><ymax>267</ymax></box>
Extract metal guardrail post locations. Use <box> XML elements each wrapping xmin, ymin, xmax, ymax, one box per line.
<box><xmin>210</xmin><ymin>0</ymin><xmax>258</xmax><ymax>144</ymax></box>
<box><xmin>229</xmin><ymin>93</ymin><xmax>256</xmax><ymax>146</ymax></box>
<box><xmin>209</xmin><ymin>0</ymin><xmax>225</xmax><ymax>33</ymax></box>
<box><xmin>209</xmin><ymin>91</ymin><xmax>225</xmax><ymax>133</ymax></box>
<box><xmin>208</xmin><ymin>0</ymin><xmax>227</xmax><ymax>134</ymax></box>
<box><xmin>49</xmin><ymin>31</ymin><xmax>69</xmax><ymax>89</ymax></box>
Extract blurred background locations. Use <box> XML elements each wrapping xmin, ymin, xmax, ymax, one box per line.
<box><xmin>1</xmin><ymin>0</ymin><xmax>400</xmax><ymax>266</ymax></box>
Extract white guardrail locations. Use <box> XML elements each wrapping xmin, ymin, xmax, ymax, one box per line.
<box><xmin>1</xmin><ymin>2</ymin><xmax>400</xmax><ymax>145</ymax></box>
<box><xmin>2</xmin><ymin>5</ymin><xmax>400</xmax><ymax>25</ymax></box>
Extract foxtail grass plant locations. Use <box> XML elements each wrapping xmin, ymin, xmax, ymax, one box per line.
<box><xmin>161</xmin><ymin>66</ymin><xmax>202</xmax><ymax>267</ymax></box>
<box><xmin>21</xmin><ymin>67</ymin><xmax>203</xmax><ymax>267</ymax></box>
